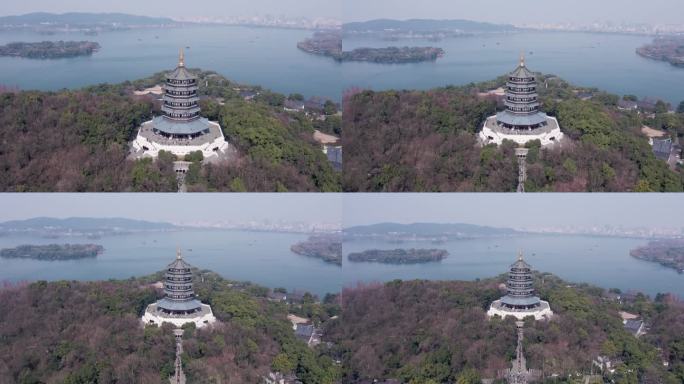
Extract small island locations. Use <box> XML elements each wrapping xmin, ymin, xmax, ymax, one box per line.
<box><xmin>290</xmin><ymin>234</ymin><xmax>342</xmax><ymax>265</ymax></box>
<box><xmin>340</xmin><ymin>46</ymin><xmax>444</xmax><ymax>64</ymax></box>
<box><xmin>636</xmin><ymin>37</ymin><xmax>684</xmax><ymax>67</ymax></box>
<box><xmin>0</xmin><ymin>244</ymin><xmax>104</xmax><ymax>260</ymax></box>
<box><xmin>0</xmin><ymin>41</ymin><xmax>101</xmax><ymax>59</ymax></box>
<box><xmin>347</xmin><ymin>248</ymin><xmax>448</xmax><ymax>264</ymax></box>
<box><xmin>630</xmin><ymin>240</ymin><xmax>684</xmax><ymax>273</ymax></box>
<box><xmin>297</xmin><ymin>31</ymin><xmax>444</xmax><ymax>64</ymax></box>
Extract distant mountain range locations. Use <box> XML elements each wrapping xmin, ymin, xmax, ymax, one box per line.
<box><xmin>0</xmin><ymin>217</ymin><xmax>176</xmax><ymax>232</ymax></box>
<box><xmin>0</xmin><ymin>12</ymin><xmax>176</xmax><ymax>28</ymax></box>
<box><xmin>343</xmin><ymin>19</ymin><xmax>516</xmax><ymax>34</ymax></box>
<box><xmin>344</xmin><ymin>222</ymin><xmax>519</xmax><ymax>239</ymax></box>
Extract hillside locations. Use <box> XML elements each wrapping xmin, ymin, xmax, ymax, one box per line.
<box><xmin>631</xmin><ymin>239</ymin><xmax>684</xmax><ymax>273</ymax></box>
<box><xmin>342</xmin><ymin>75</ymin><xmax>684</xmax><ymax>192</ymax></box>
<box><xmin>328</xmin><ymin>276</ymin><xmax>684</xmax><ymax>383</ymax></box>
<box><xmin>0</xmin><ymin>70</ymin><xmax>340</xmax><ymax>192</ymax></box>
<box><xmin>0</xmin><ymin>41</ymin><xmax>100</xmax><ymax>59</ymax></box>
<box><xmin>291</xmin><ymin>234</ymin><xmax>343</xmax><ymax>266</ymax></box>
<box><xmin>0</xmin><ymin>12</ymin><xmax>175</xmax><ymax>27</ymax></box>
<box><xmin>347</xmin><ymin>248</ymin><xmax>448</xmax><ymax>264</ymax></box>
<box><xmin>0</xmin><ymin>271</ymin><xmax>341</xmax><ymax>383</ymax></box>
<box><xmin>0</xmin><ymin>244</ymin><xmax>104</xmax><ymax>260</ymax></box>
<box><xmin>0</xmin><ymin>217</ymin><xmax>176</xmax><ymax>231</ymax></box>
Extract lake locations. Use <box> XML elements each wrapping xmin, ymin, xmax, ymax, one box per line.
<box><xmin>2</xmin><ymin>231</ymin><xmax>681</xmax><ymax>299</ymax></box>
<box><xmin>1</xmin><ymin>29</ymin><xmax>681</xmax><ymax>105</ymax></box>
<box><xmin>0</xmin><ymin>230</ymin><xmax>342</xmax><ymax>297</ymax></box>
<box><xmin>0</xmin><ymin>26</ymin><xmax>343</xmax><ymax>100</ymax></box>
<box><xmin>343</xmin><ymin>234</ymin><xmax>684</xmax><ymax>298</ymax></box>
<box><xmin>343</xmin><ymin>31</ymin><xmax>684</xmax><ymax>106</ymax></box>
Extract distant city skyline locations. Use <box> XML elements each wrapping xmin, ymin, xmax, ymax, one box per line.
<box><xmin>342</xmin><ymin>0</ymin><xmax>684</xmax><ymax>25</ymax></box>
<box><xmin>0</xmin><ymin>0</ymin><xmax>341</xmax><ymax>20</ymax></box>
<box><xmin>343</xmin><ymin>194</ymin><xmax>684</xmax><ymax>230</ymax></box>
<box><xmin>0</xmin><ymin>194</ymin><xmax>341</xmax><ymax>225</ymax></box>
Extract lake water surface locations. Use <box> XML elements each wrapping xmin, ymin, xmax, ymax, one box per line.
<box><xmin>343</xmin><ymin>32</ymin><xmax>684</xmax><ymax>105</ymax></box>
<box><xmin>343</xmin><ymin>235</ymin><xmax>684</xmax><ymax>298</ymax></box>
<box><xmin>0</xmin><ymin>230</ymin><xmax>341</xmax><ymax>297</ymax></box>
<box><xmin>1</xmin><ymin>29</ymin><xmax>681</xmax><ymax>105</ymax></box>
<box><xmin>2</xmin><ymin>231</ymin><xmax>681</xmax><ymax>299</ymax></box>
<box><xmin>0</xmin><ymin>26</ymin><xmax>343</xmax><ymax>100</ymax></box>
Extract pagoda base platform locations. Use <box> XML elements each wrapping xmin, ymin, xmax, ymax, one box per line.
<box><xmin>131</xmin><ymin>119</ymin><xmax>230</xmax><ymax>160</ymax></box>
<box><xmin>487</xmin><ymin>299</ymin><xmax>553</xmax><ymax>321</ymax></box>
<box><xmin>142</xmin><ymin>302</ymin><xmax>217</xmax><ymax>329</ymax></box>
<box><xmin>479</xmin><ymin>115</ymin><xmax>563</xmax><ymax>147</ymax></box>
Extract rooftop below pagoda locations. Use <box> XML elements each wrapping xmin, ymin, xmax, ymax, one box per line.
<box><xmin>501</xmin><ymin>294</ymin><xmax>541</xmax><ymax>307</ymax></box>
<box><xmin>156</xmin><ymin>297</ymin><xmax>203</xmax><ymax>313</ymax></box>
<box><xmin>153</xmin><ymin>116</ymin><xmax>211</xmax><ymax>136</ymax></box>
<box><xmin>485</xmin><ymin>114</ymin><xmax>558</xmax><ymax>135</ymax></box>
<box><xmin>139</xmin><ymin>118</ymin><xmax>222</xmax><ymax>145</ymax></box>
<box><xmin>143</xmin><ymin>300</ymin><xmax>217</xmax><ymax>328</ymax></box>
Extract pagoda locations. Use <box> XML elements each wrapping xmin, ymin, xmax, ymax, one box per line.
<box><xmin>479</xmin><ymin>55</ymin><xmax>563</xmax><ymax>147</ymax></box>
<box><xmin>131</xmin><ymin>49</ymin><xmax>229</xmax><ymax>159</ymax></box>
<box><xmin>142</xmin><ymin>248</ymin><xmax>217</xmax><ymax>328</ymax></box>
<box><xmin>487</xmin><ymin>251</ymin><xmax>553</xmax><ymax>321</ymax></box>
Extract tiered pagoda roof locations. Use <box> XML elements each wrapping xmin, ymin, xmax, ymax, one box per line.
<box><xmin>496</xmin><ymin>54</ymin><xmax>549</xmax><ymax>129</ymax></box>
<box><xmin>153</xmin><ymin>49</ymin><xmax>212</xmax><ymax>137</ymax></box>
<box><xmin>157</xmin><ymin>248</ymin><xmax>203</xmax><ymax>314</ymax></box>
<box><xmin>500</xmin><ymin>251</ymin><xmax>542</xmax><ymax>309</ymax></box>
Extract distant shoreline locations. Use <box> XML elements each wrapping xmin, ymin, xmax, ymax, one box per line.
<box><xmin>0</xmin><ymin>41</ymin><xmax>100</xmax><ymax>59</ymax></box>
<box><xmin>348</xmin><ymin>248</ymin><xmax>448</xmax><ymax>264</ymax></box>
<box><xmin>0</xmin><ymin>244</ymin><xmax>104</xmax><ymax>261</ymax></box>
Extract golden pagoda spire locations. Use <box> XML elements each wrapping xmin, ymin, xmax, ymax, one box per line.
<box><xmin>176</xmin><ymin>247</ymin><xmax>182</xmax><ymax>260</ymax></box>
<box><xmin>517</xmin><ymin>249</ymin><xmax>524</xmax><ymax>261</ymax></box>
<box><xmin>519</xmin><ymin>51</ymin><xmax>525</xmax><ymax>67</ymax></box>
<box><xmin>178</xmin><ymin>48</ymin><xmax>185</xmax><ymax>67</ymax></box>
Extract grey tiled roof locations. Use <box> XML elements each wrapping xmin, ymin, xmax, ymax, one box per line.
<box><xmin>510</xmin><ymin>257</ymin><xmax>532</xmax><ymax>270</ymax></box>
<box><xmin>618</xmin><ymin>100</ymin><xmax>638</xmax><ymax>109</ymax></box>
<box><xmin>295</xmin><ymin>324</ymin><xmax>314</xmax><ymax>339</ymax></box>
<box><xmin>652</xmin><ymin>138</ymin><xmax>672</xmax><ymax>161</ymax></box>
<box><xmin>501</xmin><ymin>295</ymin><xmax>541</xmax><ymax>307</ymax></box>
<box><xmin>496</xmin><ymin>110</ymin><xmax>548</xmax><ymax>127</ymax></box>
<box><xmin>326</xmin><ymin>146</ymin><xmax>342</xmax><ymax>164</ymax></box>
<box><xmin>624</xmin><ymin>319</ymin><xmax>643</xmax><ymax>335</ymax></box>
<box><xmin>157</xmin><ymin>298</ymin><xmax>203</xmax><ymax>312</ymax></box>
<box><xmin>152</xmin><ymin>116</ymin><xmax>212</xmax><ymax>135</ymax></box>
<box><xmin>510</xmin><ymin>63</ymin><xmax>534</xmax><ymax>79</ymax></box>
<box><xmin>168</xmin><ymin>66</ymin><xmax>197</xmax><ymax>81</ymax></box>
<box><xmin>167</xmin><ymin>256</ymin><xmax>192</xmax><ymax>270</ymax></box>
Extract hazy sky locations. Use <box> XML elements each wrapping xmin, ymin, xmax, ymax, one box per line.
<box><xmin>343</xmin><ymin>194</ymin><xmax>684</xmax><ymax>229</ymax></box>
<box><xmin>342</xmin><ymin>0</ymin><xmax>684</xmax><ymax>24</ymax></box>
<box><xmin>3</xmin><ymin>0</ymin><xmax>680</xmax><ymax>25</ymax></box>
<box><xmin>0</xmin><ymin>0</ymin><xmax>341</xmax><ymax>19</ymax></box>
<box><xmin>0</xmin><ymin>194</ymin><xmax>341</xmax><ymax>224</ymax></box>
<box><xmin>1</xmin><ymin>194</ymin><xmax>680</xmax><ymax>230</ymax></box>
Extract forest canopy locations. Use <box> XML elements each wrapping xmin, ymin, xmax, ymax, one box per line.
<box><xmin>0</xmin><ymin>70</ymin><xmax>340</xmax><ymax>192</ymax></box>
<box><xmin>0</xmin><ymin>271</ymin><xmax>341</xmax><ymax>383</ymax></box>
<box><xmin>342</xmin><ymin>75</ymin><xmax>684</xmax><ymax>192</ymax></box>
<box><xmin>328</xmin><ymin>275</ymin><xmax>684</xmax><ymax>383</ymax></box>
